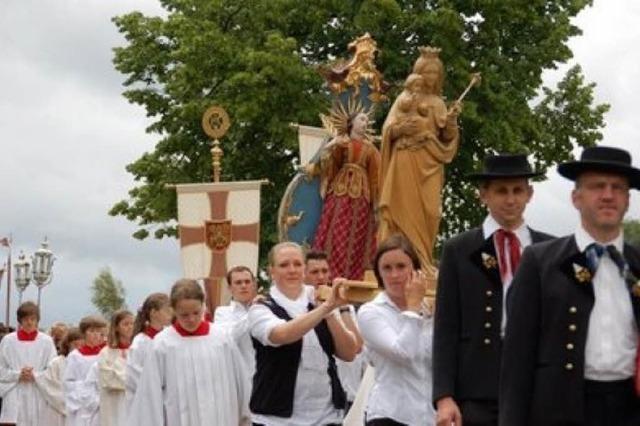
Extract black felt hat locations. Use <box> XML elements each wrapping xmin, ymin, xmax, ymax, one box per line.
<box><xmin>558</xmin><ymin>146</ymin><xmax>640</xmax><ymax>190</ymax></box>
<box><xmin>467</xmin><ymin>153</ymin><xmax>543</xmax><ymax>181</ymax></box>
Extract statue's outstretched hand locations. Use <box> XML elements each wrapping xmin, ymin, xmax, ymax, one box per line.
<box><xmin>447</xmin><ymin>100</ymin><xmax>463</xmax><ymax>117</ymax></box>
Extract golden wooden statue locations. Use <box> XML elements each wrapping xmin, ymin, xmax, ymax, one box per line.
<box><xmin>378</xmin><ymin>47</ymin><xmax>480</xmax><ymax>283</ymax></box>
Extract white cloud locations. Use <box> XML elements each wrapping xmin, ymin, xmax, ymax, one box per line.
<box><xmin>0</xmin><ymin>0</ymin><xmax>177</xmax><ymax>327</ymax></box>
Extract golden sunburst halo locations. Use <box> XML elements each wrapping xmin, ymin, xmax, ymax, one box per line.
<box><xmin>319</xmin><ymin>96</ymin><xmax>375</xmax><ymax>138</ymax></box>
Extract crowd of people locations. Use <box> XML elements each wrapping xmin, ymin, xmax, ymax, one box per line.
<box><xmin>0</xmin><ymin>146</ymin><xmax>639</xmax><ymax>426</ymax></box>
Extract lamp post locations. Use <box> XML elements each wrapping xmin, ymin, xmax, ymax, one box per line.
<box><xmin>12</xmin><ymin>238</ymin><xmax>55</xmax><ymax>309</ymax></box>
<box><xmin>32</xmin><ymin>238</ymin><xmax>54</xmax><ymax>308</ymax></box>
<box><xmin>13</xmin><ymin>252</ymin><xmax>31</xmax><ymax>304</ymax></box>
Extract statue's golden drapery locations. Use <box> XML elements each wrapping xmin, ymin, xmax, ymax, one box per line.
<box><xmin>378</xmin><ymin>47</ymin><xmax>461</xmax><ymax>273</ymax></box>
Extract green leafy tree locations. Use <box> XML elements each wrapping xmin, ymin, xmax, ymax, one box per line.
<box><xmin>623</xmin><ymin>219</ymin><xmax>640</xmax><ymax>247</ymax></box>
<box><xmin>91</xmin><ymin>267</ymin><xmax>126</xmax><ymax>318</ymax></box>
<box><xmin>110</xmin><ymin>0</ymin><xmax>608</xmax><ymax>261</ymax></box>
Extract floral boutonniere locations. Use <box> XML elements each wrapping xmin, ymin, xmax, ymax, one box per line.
<box><xmin>482</xmin><ymin>252</ymin><xmax>498</xmax><ymax>270</ymax></box>
<box><xmin>622</xmin><ymin>269</ymin><xmax>640</xmax><ymax>297</ymax></box>
<box><xmin>573</xmin><ymin>263</ymin><xmax>591</xmax><ymax>283</ymax></box>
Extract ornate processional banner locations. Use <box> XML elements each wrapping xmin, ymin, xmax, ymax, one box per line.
<box><xmin>176</xmin><ymin>180</ymin><xmax>264</xmax><ymax>305</ymax></box>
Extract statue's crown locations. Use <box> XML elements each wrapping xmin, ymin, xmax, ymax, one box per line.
<box><xmin>418</xmin><ymin>46</ymin><xmax>441</xmax><ymax>58</ymax></box>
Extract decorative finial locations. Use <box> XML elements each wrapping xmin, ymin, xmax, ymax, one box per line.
<box><xmin>201</xmin><ymin>106</ymin><xmax>231</xmax><ymax>182</ymax></box>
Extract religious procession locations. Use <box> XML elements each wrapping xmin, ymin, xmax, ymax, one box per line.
<box><xmin>2</xmin><ymin>2</ymin><xmax>640</xmax><ymax>426</ymax></box>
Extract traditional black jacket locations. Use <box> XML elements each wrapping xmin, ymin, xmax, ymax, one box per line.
<box><xmin>499</xmin><ymin>236</ymin><xmax>640</xmax><ymax>425</ymax></box>
<box><xmin>432</xmin><ymin>226</ymin><xmax>553</xmax><ymax>404</ymax></box>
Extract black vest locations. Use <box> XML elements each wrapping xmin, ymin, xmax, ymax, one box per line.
<box><xmin>249</xmin><ymin>296</ymin><xmax>346</xmax><ymax>417</ymax></box>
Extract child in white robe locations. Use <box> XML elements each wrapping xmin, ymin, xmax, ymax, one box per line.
<box><xmin>37</xmin><ymin>327</ymin><xmax>83</xmax><ymax>426</ymax></box>
<box><xmin>0</xmin><ymin>301</ymin><xmax>57</xmax><ymax>425</ymax></box>
<box><xmin>85</xmin><ymin>309</ymin><xmax>134</xmax><ymax>426</ymax></box>
<box><xmin>63</xmin><ymin>315</ymin><xmax>106</xmax><ymax>426</ymax></box>
<box><xmin>130</xmin><ymin>278</ymin><xmax>251</xmax><ymax>426</ymax></box>
<box><xmin>125</xmin><ymin>292</ymin><xmax>171</xmax><ymax>411</ymax></box>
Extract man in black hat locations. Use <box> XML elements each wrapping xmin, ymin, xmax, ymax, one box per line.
<box><xmin>433</xmin><ymin>154</ymin><xmax>554</xmax><ymax>426</ymax></box>
<box><xmin>500</xmin><ymin>146</ymin><xmax>640</xmax><ymax>426</ymax></box>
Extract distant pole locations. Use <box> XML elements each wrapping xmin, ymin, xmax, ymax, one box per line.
<box><xmin>5</xmin><ymin>239</ymin><xmax>11</xmax><ymax>327</ymax></box>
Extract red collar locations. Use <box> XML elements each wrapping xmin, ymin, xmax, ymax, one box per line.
<box><xmin>117</xmin><ymin>341</ymin><xmax>130</xmax><ymax>350</ymax></box>
<box><xmin>78</xmin><ymin>343</ymin><xmax>105</xmax><ymax>356</ymax></box>
<box><xmin>17</xmin><ymin>329</ymin><xmax>38</xmax><ymax>341</ymax></box>
<box><xmin>173</xmin><ymin>320</ymin><xmax>209</xmax><ymax>337</ymax></box>
<box><xmin>143</xmin><ymin>326</ymin><xmax>161</xmax><ymax>339</ymax></box>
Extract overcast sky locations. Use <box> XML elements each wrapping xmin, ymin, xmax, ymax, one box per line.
<box><xmin>0</xmin><ymin>1</ymin><xmax>638</xmax><ymax>327</ymax></box>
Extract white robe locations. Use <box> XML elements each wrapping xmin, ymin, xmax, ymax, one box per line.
<box><xmin>37</xmin><ymin>355</ymin><xmax>67</xmax><ymax>426</ymax></box>
<box><xmin>129</xmin><ymin>324</ymin><xmax>250</xmax><ymax>426</ymax></box>
<box><xmin>214</xmin><ymin>301</ymin><xmax>255</xmax><ymax>380</ymax></box>
<box><xmin>63</xmin><ymin>349</ymin><xmax>99</xmax><ymax>426</ymax></box>
<box><xmin>85</xmin><ymin>347</ymin><xmax>128</xmax><ymax>426</ymax></box>
<box><xmin>125</xmin><ymin>333</ymin><xmax>153</xmax><ymax>412</ymax></box>
<box><xmin>0</xmin><ymin>331</ymin><xmax>56</xmax><ymax>425</ymax></box>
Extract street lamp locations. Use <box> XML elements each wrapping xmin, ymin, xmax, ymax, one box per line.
<box><xmin>12</xmin><ymin>238</ymin><xmax>55</xmax><ymax>308</ymax></box>
<box><xmin>32</xmin><ymin>238</ymin><xmax>54</xmax><ymax>307</ymax></box>
<box><xmin>13</xmin><ymin>252</ymin><xmax>31</xmax><ymax>304</ymax></box>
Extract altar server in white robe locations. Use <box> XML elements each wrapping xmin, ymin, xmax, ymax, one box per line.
<box><xmin>125</xmin><ymin>292</ymin><xmax>171</xmax><ymax>411</ymax></box>
<box><xmin>37</xmin><ymin>327</ymin><xmax>83</xmax><ymax>426</ymax></box>
<box><xmin>0</xmin><ymin>301</ymin><xmax>57</xmax><ymax>425</ymax></box>
<box><xmin>130</xmin><ymin>279</ymin><xmax>251</xmax><ymax>426</ymax></box>
<box><xmin>63</xmin><ymin>315</ymin><xmax>107</xmax><ymax>426</ymax></box>
<box><xmin>85</xmin><ymin>310</ymin><xmax>134</xmax><ymax>426</ymax></box>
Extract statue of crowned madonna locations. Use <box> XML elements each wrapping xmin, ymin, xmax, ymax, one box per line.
<box><xmin>378</xmin><ymin>47</ymin><xmax>463</xmax><ymax>275</ymax></box>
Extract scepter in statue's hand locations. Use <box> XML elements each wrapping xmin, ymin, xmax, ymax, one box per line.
<box><xmin>448</xmin><ymin>72</ymin><xmax>481</xmax><ymax>115</ymax></box>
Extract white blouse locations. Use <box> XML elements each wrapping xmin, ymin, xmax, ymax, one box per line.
<box><xmin>357</xmin><ymin>292</ymin><xmax>435</xmax><ymax>425</ymax></box>
<box><xmin>248</xmin><ymin>284</ymin><xmax>342</xmax><ymax>426</ymax></box>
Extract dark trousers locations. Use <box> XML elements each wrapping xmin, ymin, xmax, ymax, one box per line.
<box><xmin>584</xmin><ymin>379</ymin><xmax>640</xmax><ymax>426</ymax></box>
<box><xmin>253</xmin><ymin>424</ymin><xmax>341</xmax><ymax>426</ymax></box>
<box><xmin>343</xmin><ymin>399</ymin><xmax>353</xmax><ymax>417</ymax></box>
<box><xmin>460</xmin><ymin>399</ymin><xmax>498</xmax><ymax>426</ymax></box>
<box><xmin>365</xmin><ymin>418</ymin><xmax>407</xmax><ymax>426</ymax></box>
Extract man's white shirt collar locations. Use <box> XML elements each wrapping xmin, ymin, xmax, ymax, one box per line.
<box><xmin>482</xmin><ymin>214</ymin><xmax>530</xmax><ymax>244</ymax></box>
<box><xmin>229</xmin><ymin>300</ymin><xmax>249</xmax><ymax>313</ymax></box>
<box><xmin>574</xmin><ymin>223</ymin><xmax>623</xmax><ymax>253</ymax></box>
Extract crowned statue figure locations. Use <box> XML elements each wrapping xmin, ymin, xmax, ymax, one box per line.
<box><xmin>378</xmin><ymin>47</ymin><xmax>463</xmax><ymax>275</ymax></box>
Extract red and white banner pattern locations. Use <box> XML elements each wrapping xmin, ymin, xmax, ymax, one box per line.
<box><xmin>176</xmin><ymin>181</ymin><xmax>263</xmax><ymax>283</ymax></box>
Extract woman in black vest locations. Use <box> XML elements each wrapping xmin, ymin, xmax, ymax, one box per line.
<box><xmin>248</xmin><ymin>241</ymin><xmax>359</xmax><ymax>426</ymax></box>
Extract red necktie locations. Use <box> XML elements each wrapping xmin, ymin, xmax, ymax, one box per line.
<box><xmin>495</xmin><ymin>229</ymin><xmax>521</xmax><ymax>282</ymax></box>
